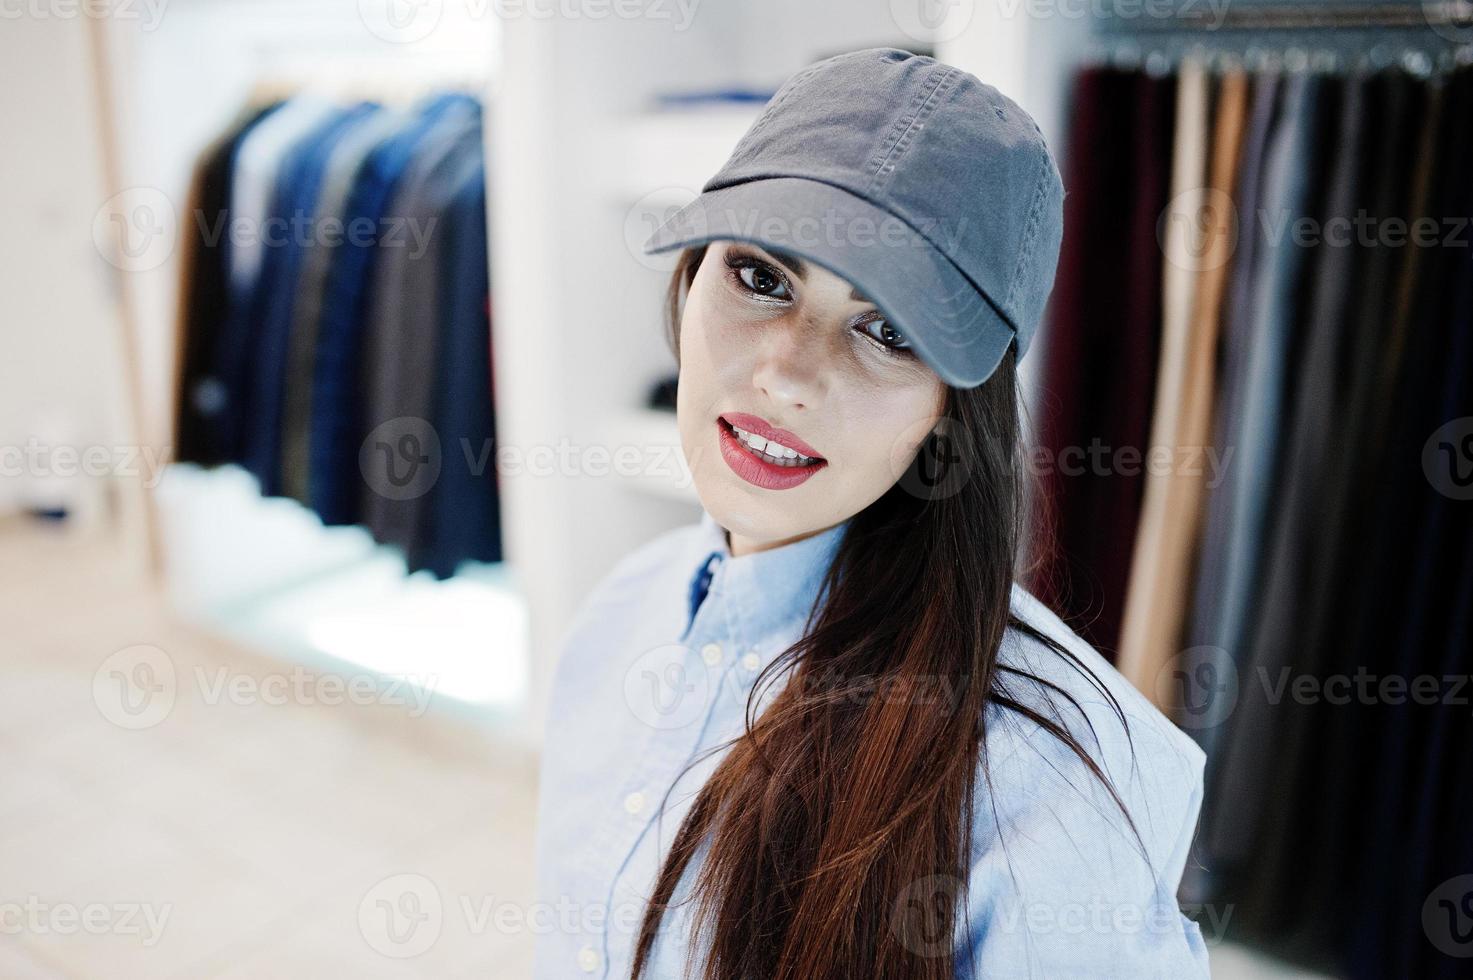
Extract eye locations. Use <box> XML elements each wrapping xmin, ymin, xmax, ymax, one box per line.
<box><xmin>725</xmin><ymin>252</ymin><xmax>792</xmax><ymax>301</ymax></box>
<box><xmin>856</xmin><ymin>315</ymin><xmax>914</xmax><ymax>356</ymax></box>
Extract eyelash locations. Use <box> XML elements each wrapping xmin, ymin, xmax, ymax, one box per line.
<box><xmin>723</xmin><ymin>250</ymin><xmax>793</xmax><ymax>302</ymax></box>
<box><xmin>721</xmin><ymin>249</ymin><xmax>915</xmax><ymax>359</ymax></box>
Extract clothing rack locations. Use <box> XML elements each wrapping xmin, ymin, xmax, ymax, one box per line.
<box><xmin>1087</xmin><ymin>38</ymin><xmax>1473</xmax><ymax>76</ymax></box>
<box><xmin>1088</xmin><ymin>0</ymin><xmax>1473</xmax><ymax>75</ymax></box>
<box><xmin>1107</xmin><ymin>0</ymin><xmax>1472</xmax><ymax>31</ymax></box>
<box><xmin>1040</xmin><ymin>30</ymin><xmax>1473</xmax><ymax>975</ymax></box>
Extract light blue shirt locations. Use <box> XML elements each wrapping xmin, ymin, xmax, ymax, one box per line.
<box><xmin>533</xmin><ymin>509</ymin><xmax>1210</xmax><ymax>978</ymax></box>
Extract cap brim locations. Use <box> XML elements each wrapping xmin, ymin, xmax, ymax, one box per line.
<box><xmin>642</xmin><ymin>176</ymin><xmax>1015</xmax><ymax>388</ymax></box>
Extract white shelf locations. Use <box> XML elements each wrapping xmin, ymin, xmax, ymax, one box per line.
<box><xmin>610</xmin><ymin>105</ymin><xmax>762</xmax><ymax>202</ymax></box>
<box><xmin>601</xmin><ymin>407</ymin><xmax>699</xmax><ymax>505</ymax></box>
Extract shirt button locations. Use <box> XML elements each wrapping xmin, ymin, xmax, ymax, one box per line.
<box><xmin>577</xmin><ymin>946</ymin><xmax>600</xmax><ymax>972</ymax></box>
<box><xmin>701</xmin><ymin>642</ymin><xmax>723</xmax><ymax>666</ymax></box>
<box><xmin>623</xmin><ymin>791</ymin><xmax>646</xmax><ymax>815</ymax></box>
<box><xmin>741</xmin><ymin>651</ymin><xmax>761</xmax><ymax>671</ymax></box>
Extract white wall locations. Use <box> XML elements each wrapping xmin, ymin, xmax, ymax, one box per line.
<box><xmin>0</xmin><ymin>16</ymin><xmax>134</xmax><ymax>529</ymax></box>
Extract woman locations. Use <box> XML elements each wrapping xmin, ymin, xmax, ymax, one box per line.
<box><xmin>533</xmin><ymin>48</ymin><xmax>1209</xmax><ymax>979</ymax></box>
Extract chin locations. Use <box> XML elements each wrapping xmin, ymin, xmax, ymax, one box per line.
<box><xmin>685</xmin><ymin>421</ymin><xmax>835</xmax><ymax>545</ymax></box>
<box><xmin>699</xmin><ymin>488</ymin><xmax>813</xmax><ymax>545</ymax></box>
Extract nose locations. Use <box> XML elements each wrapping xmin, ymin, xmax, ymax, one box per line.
<box><xmin>749</xmin><ymin>317</ymin><xmax>826</xmax><ymax>411</ymax></box>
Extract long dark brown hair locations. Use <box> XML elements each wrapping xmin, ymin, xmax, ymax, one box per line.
<box><xmin>631</xmin><ymin>244</ymin><xmax>1143</xmax><ymax>980</ymax></box>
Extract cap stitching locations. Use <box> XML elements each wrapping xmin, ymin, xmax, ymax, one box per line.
<box><xmin>1002</xmin><ymin>154</ymin><xmax>1050</xmax><ymax>322</ymax></box>
<box><xmin>865</xmin><ymin>65</ymin><xmax>958</xmax><ymax>197</ymax></box>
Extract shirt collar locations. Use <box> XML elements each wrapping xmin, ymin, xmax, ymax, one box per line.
<box><xmin>681</xmin><ymin>509</ymin><xmax>851</xmax><ymax>660</ymax></box>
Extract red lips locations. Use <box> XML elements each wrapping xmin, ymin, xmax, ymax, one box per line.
<box><xmin>716</xmin><ymin>413</ymin><xmax>827</xmax><ymax>491</ymax></box>
<box><xmin>718</xmin><ymin>412</ymin><xmax>825</xmax><ymax>460</ymax></box>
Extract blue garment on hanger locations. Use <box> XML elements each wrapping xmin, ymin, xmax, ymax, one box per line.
<box><xmin>238</xmin><ymin>101</ymin><xmax>379</xmax><ymax>497</ymax></box>
<box><xmin>307</xmin><ymin>92</ymin><xmax>480</xmax><ymax>526</ymax></box>
<box><xmin>416</xmin><ymin>152</ymin><xmax>504</xmax><ymax>577</ymax></box>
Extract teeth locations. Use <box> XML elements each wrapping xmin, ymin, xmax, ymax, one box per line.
<box><xmin>728</xmin><ymin>423</ymin><xmax>818</xmax><ymax>467</ymax></box>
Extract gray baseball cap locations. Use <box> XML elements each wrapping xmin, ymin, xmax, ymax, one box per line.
<box><xmin>642</xmin><ymin>47</ymin><xmax>1065</xmax><ymax>389</ymax></box>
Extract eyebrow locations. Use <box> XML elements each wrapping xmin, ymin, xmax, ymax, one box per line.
<box><xmin>761</xmin><ymin>246</ymin><xmax>873</xmax><ymax>305</ymax></box>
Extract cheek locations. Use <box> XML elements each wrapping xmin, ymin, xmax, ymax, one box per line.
<box><xmin>675</xmin><ymin>291</ymin><xmax>743</xmax><ymax>448</ymax></box>
<box><xmin>836</xmin><ymin>383</ymin><xmax>945</xmax><ymax>480</ymax></box>
<box><xmin>679</xmin><ymin>287</ymin><xmax>760</xmax><ymax>398</ymax></box>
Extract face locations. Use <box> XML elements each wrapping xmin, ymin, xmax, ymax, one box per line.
<box><xmin>676</xmin><ymin>240</ymin><xmax>948</xmax><ymax>556</ymax></box>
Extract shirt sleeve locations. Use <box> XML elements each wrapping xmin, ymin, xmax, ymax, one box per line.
<box><xmin>953</xmin><ymin>699</ymin><xmax>1211</xmax><ymax>980</ymax></box>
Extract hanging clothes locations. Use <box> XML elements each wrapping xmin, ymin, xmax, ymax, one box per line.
<box><xmin>279</xmin><ymin>106</ymin><xmax>411</xmax><ymax>506</ymax></box>
<box><xmin>1031</xmin><ymin>65</ymin><xmax>1173</xmax><ymax>658</ymax></box>
<box><xmin>417</xmin><ymin>148</ymin><xmax>503</xmax><ymax>577</ymax></box>
<box><xmin>240</xmin><ymin>101</ymin><xmax>381</xmax><ymax>498</ymax></box>
<box><xmin>1196</xmin><ymin>66</ymin><xmax>1337</xmax><ymax>873</ymax></box>
<box><xmin>358</xmin><ymin>108</ymin><xmax>484</xmax><ymax>559</ymax></box>
<box><xmin>174</xmin><ymin>99</ymin><xmax>283</xmax><ymax>467</ymax></box>
<box><xmin>308</xmin><ymin>92</ymin><xmax>482</xmax><ymax>529</ymax></box>
<box><xmin>172</xmin><ymin>89</ymin><xmax>503</xmax><ymax>580</ymax></box>
<box><xmin>1179</xmin><ymin>62</ymin><xmax>1358</xmax><ymax>910</ymax></box>
<box><xmin>213</xmin><ymin>97</ymin><xmax>340</xmax><ymax>465</ymax></box>
<box><xmin>1176</xmin><ymin>68</ymin><xmax>1280</xmax><ymax>760</ymax></box>
<box><xmin>1041</xmin><ymin>53</ymin><xmax>1473</xmax><ymax>977</ymax></box>
<box><xmin>1342</xmin><ymin>65</ymin><xmax>1473</xmax><ymax>979</ymax></box>
<box><xmin>1113</xmin><ymin>57</ymin><xmax>1219</xmax><ymax>700</ymax></box>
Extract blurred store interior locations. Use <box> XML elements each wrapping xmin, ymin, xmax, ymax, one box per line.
<box><xmin>3</xmin><ymin>0</ymin><xmax>1471</xmax><ymax>976</ymax></box>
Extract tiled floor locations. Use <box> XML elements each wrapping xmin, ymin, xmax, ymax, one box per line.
<box><xmin>0</xmin><ymin>518</ymin><xmax>538</xmax><ymax>978</ymax></box>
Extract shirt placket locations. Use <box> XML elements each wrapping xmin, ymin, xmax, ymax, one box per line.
<box><xmin>577</xmin><ymin>560</ymin><xmax>747</xmax><ymax>978</ymax></box>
